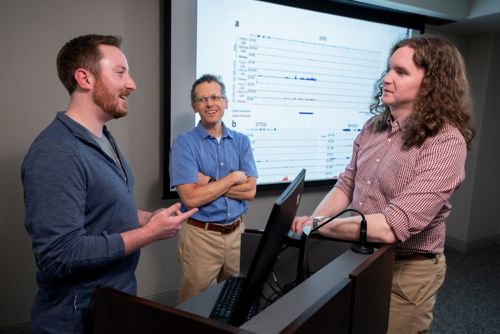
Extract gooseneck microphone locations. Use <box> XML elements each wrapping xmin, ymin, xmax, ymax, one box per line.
<box><xmin>350</xmin><ymin>216</ymin><xmax>374</xmax><ymax>254</ymax></box>
<box><xmin>310</xmin><ymin>208</ymin><xmax>374</xmax><ymax>255</ymax></box>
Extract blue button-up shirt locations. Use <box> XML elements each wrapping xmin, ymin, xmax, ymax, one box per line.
<box><xmin>170</xmin><ymin>122</ymin><xmax>258</xmax><ymax>223</ymax></box>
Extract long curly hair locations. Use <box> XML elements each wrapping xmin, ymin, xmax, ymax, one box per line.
<box><xmin>370</xmin><ymin>34</ymin><xmax>475</xmax><ymax>149</ymax></box>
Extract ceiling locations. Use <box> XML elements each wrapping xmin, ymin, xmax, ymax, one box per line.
<box><xmin>349</xmin><ymin>0</ymin><xmax>500</xmax><ymax>35</ymax></box>
<box><xmin>441</xmin><ymin>11</ymin><xmax>500</xmax><ymax>35</ymax></box>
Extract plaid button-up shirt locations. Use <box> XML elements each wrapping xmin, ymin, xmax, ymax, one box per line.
<box><xmin>335</xmin><ymin>115</ymin><xmax>467</xmax><ymax>255</ymax></box>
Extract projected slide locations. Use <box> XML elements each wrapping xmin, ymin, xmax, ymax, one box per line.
<box><xmin>197</xmin><ymin>0</ymin><xmax>409</xmax><ymax>185</ymax></box>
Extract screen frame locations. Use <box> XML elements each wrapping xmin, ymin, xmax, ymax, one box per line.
<box><xmin>228</xmin><ymin>168</ymin><xmax>306</xmax><ymax>326</ymax></box>
<box><xmin>162</xmin><ymin>0</ymin><xmax>447</xmax><ymax>199</ymax></box>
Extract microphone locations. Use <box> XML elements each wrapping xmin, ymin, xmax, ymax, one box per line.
<box><xmin>310</xmin><ymin>209</ymin><xmax>374</xmax><ymax>255</ymax></box>
<box><xmin>350</xmin><ymin>216</ymin><xmax>374</xmax><ymax>254</ymax></box>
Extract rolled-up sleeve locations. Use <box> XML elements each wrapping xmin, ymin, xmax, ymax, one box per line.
<box><xmin>383</xmin><ymin>132</ymin><xmax>466</xmax><ymax>242</ymax></box>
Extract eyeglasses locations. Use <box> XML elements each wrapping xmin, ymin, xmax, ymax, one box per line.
<box><xmin>193</xmin><ymin>94</ymin><xmax>226</xmax><ymax>104</ymax></box>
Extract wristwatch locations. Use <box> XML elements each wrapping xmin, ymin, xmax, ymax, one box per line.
<box><xmin>311</xmin><ymin>216</ymin><xmax>326</xmax><ymax>230</ymax></box>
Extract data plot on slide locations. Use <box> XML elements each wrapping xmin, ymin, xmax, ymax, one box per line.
<box><xmin>230</xmin><ymin>34</ymin><xmax>372</xmax><ymax>183</ymax></box>
<box><xmin>232</xmin><ymin>34</ymin><xmax>379</xmax><ymax>114</ymax></box>
<box><xmin>245</xmin><ymin>127</ymin><xmax>360</xmax><ymax>184</ymax></box>
<box><xmin>195</xmin><ymin>0</ymin><xmax>410</xmax><ymax>185</ymax></box>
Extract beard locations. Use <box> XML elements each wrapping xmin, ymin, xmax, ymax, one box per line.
<box><xmin>93</xmin><ymin>77</ymin><xmax>130</xmax><ymax>119</ymax></box>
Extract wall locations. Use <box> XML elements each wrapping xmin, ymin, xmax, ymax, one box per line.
<box><xmin>425</xmin><ymin>26</ymin><xmax>500</xmax><ymax>251</ymax></box>
<box><xmin>0</xmin><ymin>0</ymin><xmax>329</xmax><ymax>329</ymax></box>
<box><xmin>1</xmin><ymin>0</ymin><xmax>499</xmax><ymax>330</ymax></box>
<box><xmin>423</xmin><ymin>28</ymin><xmax>477</xmax><ymax>249</ymax></box>
<box><xmin>0</xmin><ymin>0</ymin><xmax>161</xmax><ymax>328</ymax></box>
<box><xmin>466</xmin><ymin>34</ymin><xmax>500</xmax><ymax>248</ymax></box>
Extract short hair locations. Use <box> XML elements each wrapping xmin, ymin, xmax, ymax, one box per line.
<box><xmin>190</xmin><ymin>74</ymin><xmax>227</xmax><ymax>103</ymax></box>
<box><xmin>56</xmin><ymin>34</ymin><xmax>122</xmax><ymax>94</ymax></box>
<box><xmin>370</xmin><ymin>34</ymin><xmax>474</xmax><ymax>149</ymax></box>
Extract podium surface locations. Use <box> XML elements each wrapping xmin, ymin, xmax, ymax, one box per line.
<box><xmin>92</xmin><ymin>234</ymin><xmax>394</xmax><ymax>333</ymax></box>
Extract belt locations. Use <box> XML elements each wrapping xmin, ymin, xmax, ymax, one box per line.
<box><xmin>395</xmin><ymin>253</ymin><xmax>437</xmax><ymax>261</ymax></box>
<box><xmin>186</xmin><ymin>216</ymin><xmax>242</xmax><ymax>234</ymax></box>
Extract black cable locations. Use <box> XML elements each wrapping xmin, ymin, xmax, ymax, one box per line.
<box><xmin>261</xmin><ymin>288</ymin><xmax>282</xmax><ymax>308</ymax></box>
<box><xmin>261</xmin><ymin>211</ymin><xmax>371</xmax><ymax>309</ymax></box>
<box><xmin>271</xmin><ymin>272</ymin><xmax>284</xmax><ymax>291</ymax></box>
<box><xmin>266</xmin><ymin>275</ymin><xmax>284</xmax><ymax>297</ymax></box>
<box><xmin>280</xmin><ymin>244</ymin><xmax>291</xmax><ymax>252</ymax></box>
<box><xmin>260</xmin><ymin>290</ymin><xmax>274</xmax><ymax>304</ymax></box>
<box><xmin>310</xmin><ymin>208</ymin><xmax>366</xmax><ymax>233</ymax></box>
<box><xmin>259</xmin><ymin>271</ymin><xmax>287</xmax><ymax>310</ymax></box>
<box><xmin>309</xmin><ymin>207</ymin><xmax>374</xmax><ymax>255</ymax></box>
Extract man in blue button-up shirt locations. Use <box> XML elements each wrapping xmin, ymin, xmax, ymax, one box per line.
<box><xmin>170</xmin><ymin>74</ymin><xmax>258</xmax><ymax>303</ymax></box>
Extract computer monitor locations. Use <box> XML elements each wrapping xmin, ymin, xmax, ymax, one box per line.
<box><xmin>228</xmin><ymin>169</ymin><xmax>306</xmax><ymax>327</ymax></box>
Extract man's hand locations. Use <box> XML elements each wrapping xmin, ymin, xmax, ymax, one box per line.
<box><xmin>292</xmin><ymin>216</ymin><xmax>313</xmax><ymax>234</ymax></box>
<box><xmin>122</xmin><ymin>203</ymin><xmax>198</xmax><ymax>255</ymax></box>
<box><xmin>177</xmin><ymin>171</ymin><xmax>249</xmax><ymax>209</ymax></box>
<box><xmin>146</xmin><ymin>203</ymin><xmax>197</xmax><ymax>241</ymax></box>
<box><xmin>230</xmin><ymin>171</ymin><xmax>248</xmax><ymax>185</ymax></box>
<box><xmin>197</xmin><ymin>171</ymin><xmax>247</xmax><ymax>186</ymax></box>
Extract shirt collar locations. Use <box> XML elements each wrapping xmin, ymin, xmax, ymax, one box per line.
<box><xmin>389</xmin><ymin>113</ymin><xmax>412</xmax><ymax>132</ymax></box>
<box><xmin>195</xmin><ymin>121</ymin><xmax>233</xmax><ymax>140</ymax></box>
<box><xmin>56</xmin><ymin>111</ymin><xmax>110</xmax><ymax>144</ymax></box>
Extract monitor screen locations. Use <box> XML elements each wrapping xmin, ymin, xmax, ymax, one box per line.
<box><xmin>228</xmin><ymin>168</ymin><xmax>306</xmax><ymax>326</ymax></box>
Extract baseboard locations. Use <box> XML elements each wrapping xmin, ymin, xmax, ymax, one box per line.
<box><xmin>446</xmin><ymin>235</ymin><xmax>499</xmax><ymax>252</ymax></box>
<box><xmin>143</xmin><ymin>289</ymin><xmax>179</xmax><ymax>307</ymax></box>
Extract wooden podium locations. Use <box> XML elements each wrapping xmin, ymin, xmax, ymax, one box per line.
<box><xmin>91</xmin><ymin>286</ymin><xmax>252</xmax><ymax>333</ymax></box>
<box><xmin>92</xmin><ymin>234</ymin><xmax>394</xmax><ymax>333</ymax></box>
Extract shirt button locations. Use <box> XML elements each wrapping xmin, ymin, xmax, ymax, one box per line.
<box><xmin>359</xmin><ymin>202</ymin><xmax>363</xmax><ymax>206</ymax></box>
<box><xmin>387</xmin><ymin>139</ymin><xmax>392</xmax><ymax>142</ymax></box>
<box><xmin>221</xmin><ymin>162</ymin><xmax>224</xmax><ymax>166</ymax></box>
<box><xmin>375</xmin><ymin>159</ymin><xmax>380</xmax><ymax>163</ymax></box>
<box><xmin>367</xmin><ymin>180</ymin><xmax>371</xmax><ymax>185</ymax></box>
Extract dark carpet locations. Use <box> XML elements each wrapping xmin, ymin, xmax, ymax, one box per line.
<box><xmin>430</xmin><ymin>244</ymin><xmax>500</xmax><ymax>333</ymax></box>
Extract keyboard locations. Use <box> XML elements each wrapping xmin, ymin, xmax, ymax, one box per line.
<box><xmin>209</xmin><ymin>276</ymin><xmax>256</xmax><ymax>323</ymax></box>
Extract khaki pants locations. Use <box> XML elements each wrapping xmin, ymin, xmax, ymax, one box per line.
<box><xmin>388</xmin><ymin>253</ymin><xmax>446</xmax><ymax>334</ymax></box>
<box><xmin>177</xmin><ymin>221</ymin><xmax>245</xmax><ymax>304</ymax></box>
